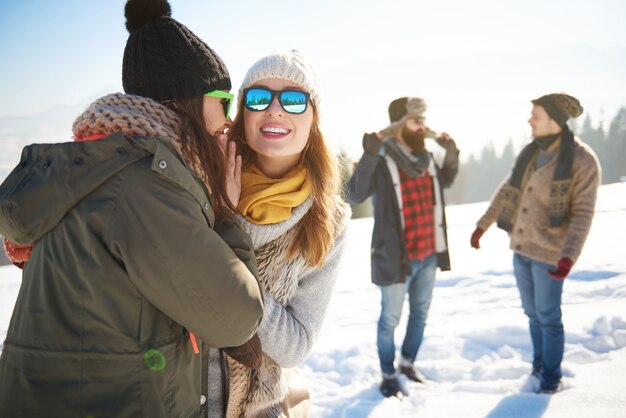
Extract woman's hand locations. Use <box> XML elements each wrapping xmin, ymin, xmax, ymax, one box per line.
<box><xmin>217</xmin><ymin>133</ymin><xmax>242</xmax><ymax>208</ymax></box>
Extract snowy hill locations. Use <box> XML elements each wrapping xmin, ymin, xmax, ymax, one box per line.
<box><xmin>1</xmin><ymin>183</ymin><xmax>625</xmax><ymax>417</ymax></box>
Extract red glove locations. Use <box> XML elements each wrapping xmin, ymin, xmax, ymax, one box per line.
<box><xmin>470</xmin><ymin>227</ymin><xmax>484</xmax><ymax>249</ymax></box>
<box><xmin>3</xmin><ymin>237</ymin><xmax>33</xmax><ymax>269</ymax></box>
<box><xmin>548</xmin><ymin>257</ymin><xmax>573</xmax><ymax>280</ymax></box>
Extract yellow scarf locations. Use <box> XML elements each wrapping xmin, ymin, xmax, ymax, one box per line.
<box><xmin>238</xmin><ymin>164</ymin><xmax>312</xmax><ymax>225</ymax></box>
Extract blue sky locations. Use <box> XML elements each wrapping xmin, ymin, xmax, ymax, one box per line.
<box><xmin>1</xmin><ymin>0</ymin><xmax>625</xmax><ymax>158</ymax></box>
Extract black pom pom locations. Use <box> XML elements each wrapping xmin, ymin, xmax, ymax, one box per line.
<box><xmin>125</xmin><ymin>0</ymin><xmax>172</xmax><ymax>32</ymax></box>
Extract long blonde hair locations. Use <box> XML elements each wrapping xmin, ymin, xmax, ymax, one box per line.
<box><xmin>229</xmin><ymin>101</ymin><xmax>342</xmax><ymax>267</ymax></box>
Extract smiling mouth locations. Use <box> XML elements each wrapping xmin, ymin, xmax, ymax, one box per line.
<box><xmin>261</xmin><ymin>126</ymin><xmax>291</xmax><ymax>137</ymax></box>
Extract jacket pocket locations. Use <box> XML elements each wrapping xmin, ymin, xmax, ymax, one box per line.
<box><xmin>0</xmin><ymin>344</ymin><xmax>143</xmax><ymax>417</ymax></box>
<box><xmin>142</xmin><ymin>340</ymin><xmax>203</xmax><ymax>418</ymax></box>
<box><xmin>536</xmin><ymin>218</ymin><xmax>567</xmax><ymax>249</ymax></box>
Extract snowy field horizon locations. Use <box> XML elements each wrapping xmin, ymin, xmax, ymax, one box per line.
<box><xmin>1</xmin><ymin>183</ymin><xmax>625</xmax><ymax>417</ymax></box>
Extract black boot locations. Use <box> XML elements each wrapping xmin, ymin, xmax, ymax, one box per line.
<box><xmin>536</xmin><ymin>381</ymin><xmax>563</xmax><ymax>395</ymax></box>
<box><xmin>399</xmin><ymin>365</ymin><xmax>427</xmax><ymax>383</ymax></box>
<box><xmin>380</xmin><ymin>376</ymin><xmax>402</xmax><ymax>398</ymax></box>
<box><xmin>531</xmin><ymin>365</ymin><xmax>542</xmax><ymax>378</ymax></box>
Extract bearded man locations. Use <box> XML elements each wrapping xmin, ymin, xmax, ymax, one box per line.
<box><xmin>346</xmin><ymin>96</ymin><xmax>460</xmax><ymax>398</ymax></box>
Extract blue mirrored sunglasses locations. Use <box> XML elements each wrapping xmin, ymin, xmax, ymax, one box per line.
<box><xmin>243</xmin><ymin>87</ymin><xmax>310</xmax><ymax>114</ymax></box>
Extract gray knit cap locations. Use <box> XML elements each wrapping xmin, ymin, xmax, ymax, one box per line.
<box><xmin>238</xmin><ymin>49</ymin><xmax>321</xmax><ymax>113</ymax></box>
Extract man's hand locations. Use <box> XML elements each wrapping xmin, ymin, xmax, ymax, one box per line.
<box><xmin>363</xmin><ymin>132</ymin><xmax>383</xmax><ymax>156</ymax></box>
<box><xmin>435</xmin><ymin>132</ymin><xmax>458</xmax><ymax>151</ymax></box>
<box><xmin>548</xmin><ymin>257</ymin><xmax>573</xmax><ymax>280</ymax></box>
<box><xmin>470</xmin><ymin>227</ymin><xmax>484</xmax><ymax>249</ymax></box>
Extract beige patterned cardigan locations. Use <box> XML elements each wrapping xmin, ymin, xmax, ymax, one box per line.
<box><xmin>476</xmin><ymin>136</ymin><xmax>601</xmax><ymax>265</ymax></box>
<box><xmin>207</xmin><ymin>196</ymin><xmax>351</xmax><ymax>417</ymax></box>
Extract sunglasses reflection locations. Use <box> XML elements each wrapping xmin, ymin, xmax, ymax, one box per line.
<box><xmin>244</xmin><ymin>87</ymin><xmax>309</xmax><ymax>114</ymax></box>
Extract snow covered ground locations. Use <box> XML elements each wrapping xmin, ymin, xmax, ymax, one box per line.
<box><xmin>1</xmin><ymin>183</ymin><xmax>625</xmax><ymax>417</ymax></box>
<box><xmin>305</xmin><ymin>182</ymin><xmax>626</xmax><ymax>417</ymax></box>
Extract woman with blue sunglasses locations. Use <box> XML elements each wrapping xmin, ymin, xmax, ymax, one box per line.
<box><xmin>217</xmin><ymin>49</ymin><xmax>351</xmax><ymax>417</ymax></box>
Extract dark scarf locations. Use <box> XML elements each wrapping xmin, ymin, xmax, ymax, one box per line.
<box><xmin>383</xmin><ymin>137</ymin><xmax>430</xmax><ymax>178</ymax></box>
<box><xmin>497</xmin><ymin>127</ymin><xmax>575</xmax><ymax>232</ymax></box>
<box><xmin>534</xmin><ymin>133</ymin><xmax>560</xmax><ymax>150</ymax></box>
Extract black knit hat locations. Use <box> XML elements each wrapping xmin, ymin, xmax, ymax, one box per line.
<box><xmin>532</xmin><ymin>93</ymin><xmax>583</xmax><ymax>127</ymax></box>
<box><xmin>122</xmin><ymin>0</ymin><xmax>231</xmax><ymax>102</ymax></box>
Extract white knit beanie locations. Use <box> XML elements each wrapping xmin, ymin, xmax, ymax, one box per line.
<box><xmin>238</xmin><ymin>49</ymin><xmax>321</xmax><ymax>113</ymax></box>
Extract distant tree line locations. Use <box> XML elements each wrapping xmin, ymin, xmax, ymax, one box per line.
<box><xmin>342</xmin><ymin>107</ymin><xmax>626</xmax><ymax>217</ymax></box>
<box><xmin>572</xmin><ymin>107</ymin><xmax>626</xmax><ymax>186</ymax></box>
<box><xmin>447</xmin><ymin>106</ymin><xmax>626</xmax><ymax>205</ymax></box>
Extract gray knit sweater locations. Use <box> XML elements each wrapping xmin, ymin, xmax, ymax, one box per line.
<box><xmin>238</xmin><ymin>197</ymin><xmax>350</xmax><ymax>367</ymax></box>
<box><xmin>208</xmin><ymin>197</ymin><xmax>351</xmax><ymax>417</ymax></box>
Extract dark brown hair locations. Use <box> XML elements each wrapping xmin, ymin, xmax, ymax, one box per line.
<box><xmin>173</xmin><ymin>96</ymin><xmax>235</xmax><ymax>217</ymax></box>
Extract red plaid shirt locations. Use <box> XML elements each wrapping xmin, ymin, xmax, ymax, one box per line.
<box><xmin>399</xmin><ymin>170</ymin><xmax>435</xmax><ymax>260</ymax></box>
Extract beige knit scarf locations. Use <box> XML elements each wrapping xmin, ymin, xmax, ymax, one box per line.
<box><xmin>227</xmin><ymin>199</ymin><xmax>349</xmax><ymax>418</ymax></box>
<box><xmin>226</xmin><ymin>223</ymin><xmax>308</xmax><ymax>418</ymax></box>
<box><xmin>72</xmin><ymin>93</ymin><xmax>182</xmax><ymax>141</ymax></box>
<box><xmin>70</xmin><ymin>92</ymin><xmax>218</xmax><ymax>184</ymax></box>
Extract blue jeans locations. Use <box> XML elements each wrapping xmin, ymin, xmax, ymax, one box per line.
<box><xmin>377</xmin><ymin>254</ymin><xmax>437</xmax><ymax>375</ymax></box>
<box><xmin>513</xmin><ymin>253</ymin><xmax>564</xmax><ymax>390</ymax></box>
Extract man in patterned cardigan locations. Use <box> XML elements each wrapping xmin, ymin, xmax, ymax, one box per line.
<box><xmin>347</xmin><ymin>97</ymin><xmax>460</xmax><ymax>398</ymax></box>
<box><xmin>471</xmin><ymin>93</ymin><xmax>601</xmax><ymax>394</ymax></box>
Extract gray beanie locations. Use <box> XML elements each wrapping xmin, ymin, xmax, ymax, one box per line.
<box><xmin>239</xmin><ymin>49</ymin><xmax>321</xmax><ymax>113</ymax></box>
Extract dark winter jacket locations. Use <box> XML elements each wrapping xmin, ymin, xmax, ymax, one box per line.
<box><xmin>0</xmin><ymin>133</ymin><xmax>264</xmax><ymax>418</ymax></box>
<box><xmin>346</xmin><ymin>135</ymin><xmax>459</xmax><ymax>285</ymax></box>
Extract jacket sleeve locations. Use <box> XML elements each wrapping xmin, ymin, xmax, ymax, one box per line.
<box><xmin>476</xmin><ymin>175</ymin><xmax>510</xmax><ymax>231</ymax></box>
<box><xmin>561</xmin><ymin>152</ymin><xmax>601</xmax><ymax>263</ymax></box>
<box><xmin>438</xmin><ymin>142</ymin><xmax>460</xmax><ymax>188</ymax></box>
<box><xmin>213</xmin><ymin>216</ymin><xmax>260</xmax><ymax>280</ymax></box>
<box><xmin>345</xmin><ymin>152</ymin><xmax>380</xmax><ymax>204</ymax></box>
<box><xmin>257</xmin><ymin>224</ymin><xmax>349</xmax><ymax>368</ymax></box>
<box><xmin>110</xmin><ymin>168</ymin><xmax>264</xmax><ymax>349</ymax></box>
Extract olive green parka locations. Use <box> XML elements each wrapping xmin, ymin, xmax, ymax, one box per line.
<box><xmin>0</xmin><ymin>133</ymin><xmax>264</xmax><ymax>417</ymax></box>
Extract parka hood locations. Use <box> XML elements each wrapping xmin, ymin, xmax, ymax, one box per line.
<box><xmin>0</xmin><ymin>133</ymin><xmax>181</xmax><ymax>244</ymax></box>
<box><xmin>0</xmin><ymin>92</ymin><xmax>191</xmax><ymax>245</ymax></box>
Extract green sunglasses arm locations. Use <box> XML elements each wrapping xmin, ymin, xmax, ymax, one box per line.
<box><xmin>204</xmin><ymin>90</ymin><xmax>234</xmax><ymax>119</ymax></box>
